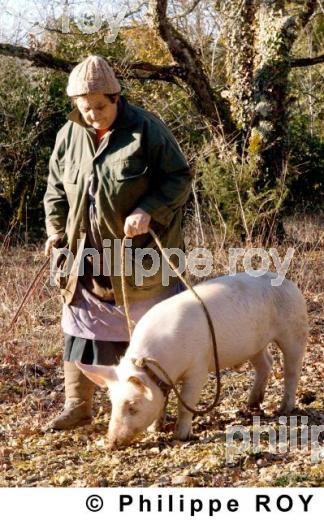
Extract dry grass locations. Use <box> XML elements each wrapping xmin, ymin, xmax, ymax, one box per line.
<box><xmin>0</xmin><ymin>217</ymin><xmax>323</xmax><ymax>487</ymax></box>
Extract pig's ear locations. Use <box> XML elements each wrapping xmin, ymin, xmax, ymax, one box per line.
<box><xmin>128</xmin><ymin>376</ymin><xmax>153</xmax><ymax>400</ymax></box>
<box><xmin>75</xmin><ymin>362</ymin><xmax>118</xmax><ymax>388</ymax></box>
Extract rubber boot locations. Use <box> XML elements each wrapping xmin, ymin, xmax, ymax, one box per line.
<box><xmin>46</xmin><ymin>361</ymin><xmax>95</xmax><ymax>430</ymax></box>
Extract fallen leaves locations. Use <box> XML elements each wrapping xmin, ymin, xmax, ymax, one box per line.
<box><xmin>0</xmin><ymin>246</ymin><xmax>323</xmax><ymax>488</ymax></box>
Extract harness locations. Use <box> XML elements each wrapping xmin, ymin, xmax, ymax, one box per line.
<box><xmin>132</xmin><ymin>358</ymin><xmax>172</xmax><ymax>399</ymax></box>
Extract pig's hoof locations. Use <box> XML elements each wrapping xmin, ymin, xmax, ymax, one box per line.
<box><xmin>248</xmin><ymin>394</ymin><xmax>264</xmax><ymax>409</ymax></box>
<box><xmin>174</xmin><ymin>432</ymin><xmax>192</xmax><ymax>441</ymax></box>
<box><xmin>277</xmin><ymin>405</ymin><xmax>294</xmax><ymax>416</ymax></box>
<box><xmin>175</xmin><ymin>426</ymin><xmax>192</xmax><ymax>441</ymax></box>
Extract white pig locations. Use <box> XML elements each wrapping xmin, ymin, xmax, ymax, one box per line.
<box><xmin>76</xmin><ymin>272</ymin><xmax>308</xmax><ymax>448</ymax></box>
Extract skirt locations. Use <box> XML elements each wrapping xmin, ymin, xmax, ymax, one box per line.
<box><xmin>63</xmin><ymin>333</ymin><xmax>128</xmax><ymax>365</ymax></box>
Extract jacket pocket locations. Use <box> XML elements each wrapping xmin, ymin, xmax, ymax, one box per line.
<box><xmin>63</xmin><ymin>162</ymin><xmax>79</xmax><ymax>185</ymax></box>
<box><xmin>63</xmin><ymin>163</ymin><xmax>79</xmax><ymax>207</ymax></box>
<box><xmin>112</xmin><ymin>158</ymin><xmax>148</xmax><ymax>182</ymax></box>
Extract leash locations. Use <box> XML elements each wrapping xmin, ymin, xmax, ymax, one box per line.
<box><xmin>121</xmin><ymin>228</ymin><xmax>221</xmax><ymax>416</ymax></box>
<box><xmin>4</xmin><ymin>230</ymin><xmax>222</xmax><ymax>415</ymax></box>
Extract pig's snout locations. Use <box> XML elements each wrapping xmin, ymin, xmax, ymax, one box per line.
<box><xmin>108</xmin><ymin>428</ymin><xmax>142</xmax><ymax>450</ymax></box>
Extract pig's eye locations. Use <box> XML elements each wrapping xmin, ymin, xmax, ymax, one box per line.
<box><xmin>127</xmin><ymin>402</ymin><xmax>138</xmax><ymax>416</ymax></box>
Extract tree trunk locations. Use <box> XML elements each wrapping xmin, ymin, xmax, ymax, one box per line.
<box><xmin>251</xmin><ymin>0</ymin><xmax>318</xmax><ymax>186</ymax></box>
<box><xmin>223</xmin><ymin>0</ymin><xmax>256</xmax><ymax>133</ymax></box>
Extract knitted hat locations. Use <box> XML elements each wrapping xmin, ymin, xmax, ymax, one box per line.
<box><xmin>66</xmin><ymin>55</ymin><xmax>121</xmax><ymax>97</ymax></box>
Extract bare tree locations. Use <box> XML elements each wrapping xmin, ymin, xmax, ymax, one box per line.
<box><xmin>0</xmin><ymin>0</ymin><xmax>323</xmax><ymax>234</ymax></box>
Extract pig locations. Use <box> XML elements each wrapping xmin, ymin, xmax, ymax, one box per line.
<box><xmin>76</xmin><ymin>272</ymin><xmax>308</xmax><ymax>448</ymax></box>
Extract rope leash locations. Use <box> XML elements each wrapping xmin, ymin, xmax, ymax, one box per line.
<box><xmin>4</xmin><ymin>230</ymin><xmax>222</xmax><ymax>416</ymax></box>
<box><xmin>121</xmin><ymin>228</ymin><xmax>221</xmax><ymax>416</ymax></box>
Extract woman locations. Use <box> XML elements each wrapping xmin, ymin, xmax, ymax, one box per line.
<box><xmin>44</xmin><ymin>55</ymin><xmax>192</xmax><ymax>430</ymax></box>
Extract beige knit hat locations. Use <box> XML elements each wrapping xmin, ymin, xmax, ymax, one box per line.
<box><xmin>66</xmin><ymin>55</ymin><xmax>121</xmax><ymax>97</ymax></box>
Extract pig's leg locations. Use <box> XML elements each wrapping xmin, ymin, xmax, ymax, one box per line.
<box><xmin>277</xmin><ymin>337</ymin><xmax>306</xmax><ymax>415</ymax></box>
<box><xmin>175</xmin><ymin>370</ymin><xmax>207</xmax><ymax>440</ymax></box>
<box><xmin>248</xmin><ymin>347</ymin><xmax>273</xmax><ymax>409</ymax></box>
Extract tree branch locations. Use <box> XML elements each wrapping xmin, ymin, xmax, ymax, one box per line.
<box><xmin>147</xmin><ymin>0</ymin><xmax>235</xmax><ymax>134</ymax></box>
<box><xmin>172</xmin><ymin>0</ymin><xmax>203</xmax><ymax>19</ymax></box>
<box><xmin>290</xmin><ymin>53</ymin><xmax>324</xmax><ymax>68</ymax></box>
<box><xmin>298</xmin><ymin>0</ymin><xmax>319</xmax><ymax>28</ymax></box>
<box><xmin>0</xmin><ymin>43</ymin><xmax>186</xmax><ymax>84</ymax></box>
<box><xmin>124</xmin><ymin>1</ymin><xmax>149</xmax><ymax>19</ymax></box>
<box><xmin>0</xmin><ymin>43</ymin><xmax>75</xmax><ymax>72</ymax></box>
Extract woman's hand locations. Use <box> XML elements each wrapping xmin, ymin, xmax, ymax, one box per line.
<box><xmin>44</xmin><ymin>233</ymin><xmax>64</xmax><ymax>257</ymax></box>
<box><xmin>124</xmin><ymin>208</ymin><xmax>151</xmax><ymax>238</ymax></box>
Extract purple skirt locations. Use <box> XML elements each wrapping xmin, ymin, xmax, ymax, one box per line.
<box><xmin>61</xmin><ymin>280</ymin><xmax>185</xmax><ymax>342</ymax></box>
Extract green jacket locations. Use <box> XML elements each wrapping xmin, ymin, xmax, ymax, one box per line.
<box><xmin>44</xmin><ymin>98</ymin><xmax>192</xmax><ymax>305</ymax></box>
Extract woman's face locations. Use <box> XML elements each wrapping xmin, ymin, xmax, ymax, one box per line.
<box><xmin>75</xmin><ymin>92</ymin><xmax>119</xmax><ymax>129</ymax></box>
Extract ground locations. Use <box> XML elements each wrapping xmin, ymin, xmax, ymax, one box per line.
<box><xmin>0</xmin><ymin>229</ymin><xmax>323</xmax><ymax>487</ymax></box>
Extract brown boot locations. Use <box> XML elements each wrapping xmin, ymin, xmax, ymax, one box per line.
<box><xmin>46</xmin><ymin>361</ymin><xmax>95</xmax><ymax>430</ymax></box>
